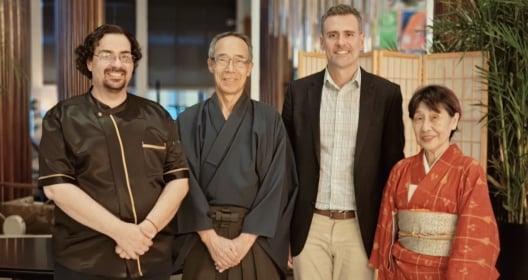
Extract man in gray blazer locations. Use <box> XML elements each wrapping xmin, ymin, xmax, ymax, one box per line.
<box><xmin>282</xmin><ymin>4</ymin><xmax>405</xmax><ymax>279</ymax></box>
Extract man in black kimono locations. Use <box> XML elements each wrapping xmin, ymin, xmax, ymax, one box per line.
<box><xmin>175</xmin><ymin>31</ymin><xmax>297</xmax><ymax>280</ymax></box>
<box><xmin>38</xmin><ymin>24</ymin><xmax>189</xmax><ymax>279</ymax></box>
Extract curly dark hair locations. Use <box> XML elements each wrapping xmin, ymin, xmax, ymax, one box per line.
<box><xmin>75</xmin><ymin>24</ymin><xmax>142</xmax><ymax>79</ymax></box>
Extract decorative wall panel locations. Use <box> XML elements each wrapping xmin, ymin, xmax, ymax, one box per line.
<box><xmin>0</xmin><ymin>0</ymin><xmax>32</xmax><ymax>201</ymax></box>
<box><xmin>297</xmin><ymin>50</ymin><xmax>487</xmax><ymax>168</ymax></box>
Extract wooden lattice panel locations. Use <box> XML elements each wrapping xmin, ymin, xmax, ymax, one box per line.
<box><xmin>359</xmin><ymin>51</ymin><xmax>373</xmax><ymax>73</ymax></box>
<box><xmin>376</xmin><ymin>51</ymin><xmax>422</xmax><ymax>157</ymax></box>
<box><xmin>423</xmin><ymin>52</ymin><xmax>487</xmax><ymax>168</ymax></box>
<box><xmin>297</xmin><ymin>51</ymin><xmax>327</xmax><ymax>78</ymax></box>
<box><xmin>295</xmin><ymin>50</ymin><xmax>487</xmax><ymax>168</ymax></box>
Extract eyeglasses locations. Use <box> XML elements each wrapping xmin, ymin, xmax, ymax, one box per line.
<box><xmin>94</xmin><ymin>52</ymin><xmax>134</xmax><ymax>64</ymax></box>
<box><xmin>211</xmin><ymin>56</ymin><xmax>250</xmax><ymax>69</ymax></box>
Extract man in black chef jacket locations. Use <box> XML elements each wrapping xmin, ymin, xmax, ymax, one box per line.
<box><xmin>38</xmin><ymin>24</ymin><xmax>189</xmax><ymax>279</ymax></box>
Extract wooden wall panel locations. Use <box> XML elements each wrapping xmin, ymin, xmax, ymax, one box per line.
<box><xmin>0</xmin><ymin>0</ymin><xmax>32</xmax><ymax>201</ymax></box>
<box><xmin>1</xmin><ymin>0</ymin><xmax>105</xmax><ymax>201</ymax></box>
<box><xmin>56</xmin><ymin>0</ymin><xmax>104</xmax><ymax>101</ymax></box>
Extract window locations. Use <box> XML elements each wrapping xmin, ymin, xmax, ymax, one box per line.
<box><xmin>39</xmin><ymin>0</ymin><xmax>237</xmax><ymax>119</ymax></box>
<box><xmin>147</xmin><ymin>0</ymin><xmax>236</xmax><ymax>88</ymax></box>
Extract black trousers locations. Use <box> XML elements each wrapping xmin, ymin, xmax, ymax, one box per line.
<box><xmin>54</xmin><ymin>262</ymin><xmax>171</xmax><ymax>280</ymax></box>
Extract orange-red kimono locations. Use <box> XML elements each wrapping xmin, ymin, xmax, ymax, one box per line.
<box><xmin>370</xmin><ymin>144</ymin><xmax>499</xmax><ymax>279</ymax></box>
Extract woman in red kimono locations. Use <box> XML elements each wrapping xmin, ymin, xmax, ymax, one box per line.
<box><xmin>369</xmin><ymin>85</ymin><xmax>500</xmax><ymax>279</ymax></box>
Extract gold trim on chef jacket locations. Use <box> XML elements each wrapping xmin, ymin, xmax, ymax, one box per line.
<box><xmin>109</xmin><ymin>114</ymin><xmax>143</xmax><ymax>276</ymax></box>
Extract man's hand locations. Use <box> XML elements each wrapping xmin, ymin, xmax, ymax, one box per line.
<box><xmin>288</xmin><ymin>246</ymin><xmax>293</xmax><ymax>269</ymax></box>
<box><xmin>43</xmin><ymin>184</ymin><xmax>154</xmax><ymax>260</ymax></box>
<box><xmin>198</xmin><ymin>229</ymin><xmax>239</xmax><ymax>272</ymax></box>
<box><xmin>115</xmin><ymin>220</ymin><xmax>157</xmax><ymax>259</ymax></box>
<box><xmin>139</xmin><ymin>219</ymin><xmax>158</xmax><ymax>239</ymax></box>
<box><xmin>232</xmin><ymin>233</ymin><xmax>257</xmax><ymax>263</ymax></box>
<box><xmin>111</xmin><ymin>222</ymin><xmax>153</xmax><ymax>260</ymax></box>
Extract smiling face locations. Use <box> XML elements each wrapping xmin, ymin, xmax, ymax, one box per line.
<box><xmin>320</xmin><ymin>14</ymin><xmax>364</xmax><ymax>73</ymax></box>
<box><xmin>412</xmin><ymin>102</ymin><xmax>460</xmax><ymax>157</ymax></box>
<box><xmin>87</xmin><ymin>33</ymin><xmax>134</xmax><ymax>97</ymax></box>
<box><xmin>208</xmin><ymin>36</ymin><xmax>253</xmax><ymax>98</ymax></box>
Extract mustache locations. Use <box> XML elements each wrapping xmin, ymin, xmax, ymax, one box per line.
<box><xmin>105</xmin><ymin>67</ymin><xmax>127</xmax><ymax>73</ymax></box>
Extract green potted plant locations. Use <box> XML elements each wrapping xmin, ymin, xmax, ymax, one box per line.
<box><xmin>431</xmin><ymin>0</ymin><xmax>528</xmax><ymax>278</ymax></box>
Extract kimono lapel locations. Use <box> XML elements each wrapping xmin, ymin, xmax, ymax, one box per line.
<box><xmin>199</xmin><ymin>93</ymin><xmax>250</xmax><ymax>189</ymax></box>
<box><xmin>199</xmin><ymin>95</ymin><xmax>224</xmax><ymax>166</ymax></box>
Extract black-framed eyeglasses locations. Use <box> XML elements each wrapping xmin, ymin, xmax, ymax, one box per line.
<box><xmin>94</xmin><ymin>52</ymin><xmax>134</xmax><ymax>64</ymax></box>
<box><xmin>211</xmin><ymin>55</ymin><xmax>250</xmax><ymax>69</ymax></box>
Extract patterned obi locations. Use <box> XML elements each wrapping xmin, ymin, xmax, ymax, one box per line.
<box><xmin>397</xmin><ymin>210</ymin><xmax>458</xmax><ymax>257</ymax></box>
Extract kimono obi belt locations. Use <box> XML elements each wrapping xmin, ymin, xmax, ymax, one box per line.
<box><xmin>397</xmin><ymin>210</ymin><xmax>458</xmax><ymax>257</ymax></box>
<box><xmin>208</xmin><ymin>206</ymin><xmax>248</xmax><ymax>223</ymax></box>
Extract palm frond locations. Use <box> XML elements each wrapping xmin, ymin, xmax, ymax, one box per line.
<box><xmin>432</xmin><ymin>0</ymin><xmax>528</xmax><ymax>224</ymax></box>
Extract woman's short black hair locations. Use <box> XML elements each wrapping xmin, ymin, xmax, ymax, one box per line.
<box><xmin>408</xmin><ymin>85</ymin><xmax>462</xmax><ymax>139</ymax></box>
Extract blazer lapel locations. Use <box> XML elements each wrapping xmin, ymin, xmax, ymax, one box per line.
<box><xmin>355</xmin><ymin>69</ymin><xmax>377</xmax><ymax>161</ymax></box>
<box><xmin>307</xmin><ymin>71</ymin><xmax>324</xmax><ymax>165</ymax></box>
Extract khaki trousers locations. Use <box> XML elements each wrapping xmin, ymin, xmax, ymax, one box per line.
<box><xmin>293</xmin><ymin>213</ymin><xmax>374</xmax><ymax>280</ymax></box>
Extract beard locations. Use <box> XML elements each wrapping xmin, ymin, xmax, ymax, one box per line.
<box><xmin>102</xmin><ymin>69</ymin><xmax>128</xmax><ymax>92</ymax></box>
<box><xmin>103</xmin><ymin>79</ymin><xmax>127</xmax><ymax>92</ymax></box>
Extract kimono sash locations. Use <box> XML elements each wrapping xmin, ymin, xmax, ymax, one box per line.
<box><xmin>397</xmin><ymin>210</ymin><xmax>458</xmax><ymax>256</ymax></box>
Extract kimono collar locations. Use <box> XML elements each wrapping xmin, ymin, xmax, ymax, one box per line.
<box><xmin>210</xmin><ymin>91</ymin><xmax>250</xmax><ymax>118</ymax></box>
<box><xmin>422</xmin><ymin>143</ymin><xmax>457</xmax><ymax>173</ymax></box>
